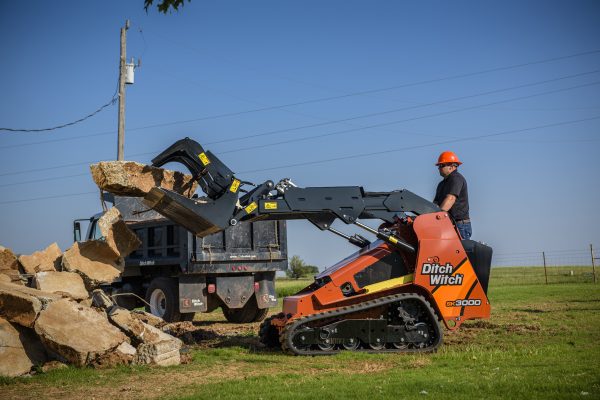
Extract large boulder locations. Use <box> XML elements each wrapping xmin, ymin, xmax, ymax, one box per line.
<box><xmin>0</xmin><ymin>317</ymin><xmax>47</xmax><ymax>377</ymax></box>
<box><xmin>18</xmin><ymin>243</ymin><xmax>62</xmax><ymax>274</ymax></box>
<box><xmin>0</xmin><ymin>246</ymin><xmax>19</xmax><ymax>272</ymax></box>
<box><xmin>90</xmin><ymin>161</ymin><xmax>198</xmax><ymax>198</ymax></box>
<box><xmin>97</xmin><ymin>207</ymin><xmax>141</xmax><ymax>258</ymax></box>
<box><xmin>0</xmin><ymin>270</ymin><xmax>26</xmax><ymax>286</ymax></box>
<box><xmin>33</xmin><ymin>271</ymin><xmax>89</xmax><ymax>301</ymax></box>
<box><xmin>61</xmin><ymin>241</ymin><xmax>122</xmax><ymax>289</ymax></box>
<box><xmin>34</xmin><ymin>299</ymin><xmax>128</xmax><ymax>367</ymax></box>
<box><xmin>0</xmin><ymin>282</ymin><xmax>61</xmax><ymax>328</ymax></box>
<box><xmin>108</xmin><ymin>307</ymin><xmax>182</xmax><ymax>366</ymax></box>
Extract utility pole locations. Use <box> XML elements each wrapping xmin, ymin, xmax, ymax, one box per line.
<box><xmin>117</xmin><ymin>20</ymin><xmax>129</xmax><ymax>161</ymax></box>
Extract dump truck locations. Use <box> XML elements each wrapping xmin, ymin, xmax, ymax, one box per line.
<box><xmin>73</xmin><ymin>195</ymin><xmax>287</xmax><ymax>323</ymax></box>
<box><xmin>135</xmin><ymin>137</ymin><xmax>492</xmax><ymax>354</ymax></box>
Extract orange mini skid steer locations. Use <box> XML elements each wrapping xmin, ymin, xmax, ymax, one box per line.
<box><xmin>144</xmin><ymin>138</ymin><xmax>493</xmax><ymax>355</ymax></box>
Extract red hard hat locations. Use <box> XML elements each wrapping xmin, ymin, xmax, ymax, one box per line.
<box><xmin>436</xmin><ymin>151</ymin><xmax>462</xmax><ymax>166</ymax></box>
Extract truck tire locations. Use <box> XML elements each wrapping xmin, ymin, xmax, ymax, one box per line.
<box><xmin>222</xmin><ymin>297</ymin><xmax>268</xmax><ymax>323</ymax></box>
<box><xmin>145</xmin><ymin>277</ymin><xmax>186</xmax><ymax>323</ymax></box>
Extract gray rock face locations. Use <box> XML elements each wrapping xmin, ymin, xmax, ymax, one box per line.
<box><xmin>0</xmin><ymin>317</ymin><xmax>47</xmax><ymax>377</ymax></box>
<box><xmin>0</xmin><ymin>246</ymin><xmax>19</xmax><ymax>272</ymax></box>
<box><xmin>108</xmin><ymin>307</ymin><xmax>181</xmax><ymax>366</ymax></box>
<box><xmin>18</xmin><ymin>243</ymin><xmax>62</xmax><ymax>275</ymax></box>
<box><xmin>97</xmin><ymin>207</ymin><xmax>141</xmax><ymax>258</ymax></box>
<box><xmin>34</xmin><ymin>299</ymin><xmax>128</xmax><ymax>367</ymax></box>
<box><xmin>33</xmin><ymin>271</ymin><xmax>89</xmax><ymax>301</ymax></box>
<box><xmin>90</xmin><ymin>161</ymin><xmax>198</xmax><ymax>197</ymax></box>
<box><xmin>0</xmin><ymin>282</ymin><xmax>61</xmax><ymax>328</ymax></box>
<box><xmin>61</xmin><ymin>241</ymin><xmax>122</xmax><ymax>289</ymax></box>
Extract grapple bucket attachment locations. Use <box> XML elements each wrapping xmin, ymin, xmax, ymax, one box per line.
<box><xmin>143</xmin><ymin>187</ymin><xmax>237</xmax><ymax>237</ymax></box>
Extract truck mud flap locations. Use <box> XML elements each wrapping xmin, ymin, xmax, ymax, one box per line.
<box><xmin>255</xmin><ymin>272</ymin><xmax>277</xmax><ymax>308</ymax></box>
<box><xmin>179</xmin><ymin>275</ymin><xmax>207</xmax><ymax>313</ymax></box>
<box><xmin>216</xmin><ymin>276</ymin><xmax>254</xmax><ymax>309</ymax></box>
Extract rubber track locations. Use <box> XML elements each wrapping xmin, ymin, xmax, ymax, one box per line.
<box><xmin>279</xmin><ymin>293</ymin><xmax>443</xmax><ymax>356</ymax></box>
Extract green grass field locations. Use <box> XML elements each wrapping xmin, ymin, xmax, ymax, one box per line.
<box><xmin>2</xmin><ymin>268</ymin><xmax>599</xmax><ymax>399</ymax></box>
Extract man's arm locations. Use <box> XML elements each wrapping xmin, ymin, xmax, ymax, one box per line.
<box><xmin>439</xmin><ymin>194</ymin><xmax>457</xmax><ymax>212</ymax></box>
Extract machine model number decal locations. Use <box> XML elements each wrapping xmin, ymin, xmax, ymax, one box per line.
<box><xmin>198</xmin><ymin>152</ymin><xmax>211</xmax><ymax>166</ymax></box>
<box><xmin>446</xmin><ymin>299</ymin><xmax>481</xmax><ymax>307</ymax></box>
<box><xmin>230</xmin><ymin>179</ymin><xmax>241</xmax><ymax>193</ymax></box>
<box><xmin>245</xmin><ymin>202</ymin><xmax>258</xmax><ymax>214</ymax></box>
<box><xmin>139</xmin><ymin>260</ymin><xmax>156</xmax><ymax>266</ymax></box>
<box><xmin>264</xmin><ymin>201</ymin><xmax>278</xmax><ymax>210</ymax></box>
<box><xmin>421</xmin><ymin>262</ymin><xmax>463</xmax><ymax>286</ymax></box>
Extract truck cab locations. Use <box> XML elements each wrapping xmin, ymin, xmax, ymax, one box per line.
<box><xmin>74</xmin><ymin>196</ymin><xmax>287</xmax><ymax>323</ymax></box>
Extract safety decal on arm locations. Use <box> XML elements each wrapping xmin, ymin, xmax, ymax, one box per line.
<box><xmin>264</xmin><ymin>202</ymin><xmax>278</xmax><ymax>210</ymax></box>
<box><xmin>230</xmin><ymin>179</ymin><xmax>241</xmax><ymax>193</ymax></box>
<box><xmin>244</xmin><ymin>202</ymin><xmax>258</xmax><ymax>214</ymax></box>
<box><xmin>198</xmin><ymin>152</ymin><xmax>211</xmax><ymax>166</ymax></box>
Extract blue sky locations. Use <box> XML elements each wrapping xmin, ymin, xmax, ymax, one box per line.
<box><xmin>0</xmin><ymin>1</ymin><xmax>599</xmax><ymax>268</ymax></box>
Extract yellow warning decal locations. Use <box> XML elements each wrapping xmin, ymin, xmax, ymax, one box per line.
<box><xmin>264</xmin><ymin>202</ymin><xmax>278</xmax><ymax>210</ymax></box>
<box><xmin>198</xmin><ymin>152</ymin><xmax>211</xmax><ymax>166</ymax></box>
<box><xmin>230</xmin><ymin>179</ymin><xmax>241</xmax><ymax>193</ymax></box>
<box><xmin>244</xmin><ymin>202</ymin><xmax>258</xmax><ymax>214</ymax></box>
<box><xmin>363</xmin><ymin>274</ymin><xmax>414</xmax><ymax>294</ymax></box>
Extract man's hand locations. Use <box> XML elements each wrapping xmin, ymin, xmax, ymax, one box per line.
<box><xmin>440</xmin><ymin>194</ymin><xmax>457</xmax><ymax>212</ymax></box>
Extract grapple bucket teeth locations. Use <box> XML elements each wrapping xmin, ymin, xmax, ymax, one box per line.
<box><xmin>143</xmin><ymin>187</ymin><xmax>237</xmax><ymax>237</ymax></box>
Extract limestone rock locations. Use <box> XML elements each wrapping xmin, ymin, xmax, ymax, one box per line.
<box><xmin>90</xmin><ymin>161</ymin><xmax>198</xmax><ymax>198</ymax></box>
<box><xmin>18</xmin><ymin>243</ymin><xmax>62</xmax><ymax>274</ymax></box>
<box><xmin>34</xmin><ymin>299</ymin><xmax>128</xmax><ymax>367</ymax></box>
<box><xmin>0</xmin><ymin>270</ymin><xmax>26</xmax><ymax>286</ymax></box>
<box><xmin>108</xmin><ymin>307</ymin><xmax>181</xmax><ymax>366</ymax></box>
<box><xmin>40</xmin><ymin>360</ymin><xmax>69</xmax><ymax>373</ymax></box>
<box><xmin>0</xmin><ymin>246</ymin><xmax>19</xmax><ymax>272</ymax></box>
<box><xmin>0</xmin><ymin>282</ymin><xmax>61</xmax><ymax>328</ymax></box>
<box><xmin>91</xmin><ymin>289</ymin><xmax>114</xmax><ymax>310</ymax></box>
<box><xmin>33</xmin><ymin>271</ymin><xmax>89</xmax><ymax>301</ymax></box>
<box><xmin>130</xmin><ymin>310</ymin><xmax>166</xmax><ymax>329</ymax></box>
<box><xmin>97</xmin><ymin>207</ymin><xmax>141</xmax><ymax>258</ymax></box>
<box><xmin>61</xmin><ymin>241</ymin><xmax>121</xmax><ymax>289</ymax></box>
<box><xmin>0</xmin><ymin>317</ymin><xmax>47</xmax><ymax>377</ymax></box>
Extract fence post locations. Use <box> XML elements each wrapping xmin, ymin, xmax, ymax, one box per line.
<box><xmin>543</xmin><ymin>251</ymin><xmax>548</xmax><ymax>284</ymax></box>
<box><xmin>591</xmin><ymin>244</ymin><xmax>597</xmax><ymax>284</ymax></box>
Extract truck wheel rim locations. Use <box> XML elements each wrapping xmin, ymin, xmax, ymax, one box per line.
<box><xmin>150</xmin><ymin>289</ymin><xmax>167</xmax><ymax>317</ymax></box>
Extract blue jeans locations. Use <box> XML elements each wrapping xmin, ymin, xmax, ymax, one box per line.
<box><xmin>456</xmin><ymin>222</ymin><xmax>472</xmax><ymax>240</ymax></box>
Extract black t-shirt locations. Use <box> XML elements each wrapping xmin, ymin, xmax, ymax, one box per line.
<box><xmin>434</xmin><ymin>170</ymin><xmax>469</xmax><ymax>221</ymax></box>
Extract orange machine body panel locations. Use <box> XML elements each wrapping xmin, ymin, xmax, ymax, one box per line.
<box><xmin>276</xmin><ymin>212</ymin><xmax>490</xmax><ymax>330</ymax></box>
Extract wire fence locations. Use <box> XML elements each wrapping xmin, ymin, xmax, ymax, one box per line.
<box><xmin>491</xmin><ymin>244</ymin><xmax>598</xmax><ymax>285</ymax></box>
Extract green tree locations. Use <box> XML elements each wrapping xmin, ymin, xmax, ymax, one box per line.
<box><xmin>144</xmin><ymin>0</ymin><xmax>190</xmax><ymax>13</ymax></box>
<box><xmin>286</xmin><ymin>255</ymin><xmax>319</xmax><ymax>279</ymax></box>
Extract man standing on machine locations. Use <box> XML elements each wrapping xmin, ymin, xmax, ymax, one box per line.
<box><xmin>433</xmin><ymin>151</ymin><xmax>471</xmax><ymax>240</ymax></box>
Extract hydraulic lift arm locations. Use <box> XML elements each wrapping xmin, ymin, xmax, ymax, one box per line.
<box><xmin>144</xmin><ymin>138</ymin><xmax>441</xmax><ymax>253</ymax></box>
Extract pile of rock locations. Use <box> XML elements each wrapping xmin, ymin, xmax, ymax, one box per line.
<box><xmin>0</xmin><ymin>208</ymin><xmax>182</xmax><ymax>377</ymax></box>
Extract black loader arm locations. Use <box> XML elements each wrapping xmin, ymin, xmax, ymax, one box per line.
<box><xmin>142</xmin><ymin>138</ymin><xmax>440</xmax><ymax>251</ymax></box>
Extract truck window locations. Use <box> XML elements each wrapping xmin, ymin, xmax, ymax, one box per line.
<box><xmin>88</xmin><ymin>219</ymin><xmax>104</xmax><ymax>240</ymax></box>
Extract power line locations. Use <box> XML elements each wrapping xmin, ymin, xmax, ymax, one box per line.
<box><xmin>237</xmin><ymin>115</ymin><xmax>600</xmax><ymax>174</ymax></box>
<box><xmin>3</xmin><ymin>48</ymin><xmax>599</xmax><ymax>147</ymax></box>
<box><xmin>0</xmin><ymin>191</ymin><xmax>98</xmax><ymax>205</ymax></box>
<box><xmin>2</xmin><ymin>66</ymin><xmax>597</xmax><ymax>178</ymax></box>
<box><xmin>0</xmin><ymin>173</ymin><xmax>89</xmax><ymax>188</ymax></box>
<box><xmin>217</xmin><ymin>79</ymin><xmax>600</xmax><ymax>155</ymax></box>
<box><xmin>1</xmin><ymin>72</ymin><xmax>598</xmax><ymax>179</ymax></box>
<box><xmin>1</xmin><ymin>114</ymin><xmax>598</xmax><ymax>205</ymax></box>
<box><xmin>0</xmin><ymin>97</ymin><xmax>118</xmax><ymax>133</ymax></box>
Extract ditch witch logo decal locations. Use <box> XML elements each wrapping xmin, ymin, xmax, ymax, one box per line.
<box><xmin>421</xmin><ymin>262</ymin><xmax>463</xmax><ymax>286</ymax></box>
